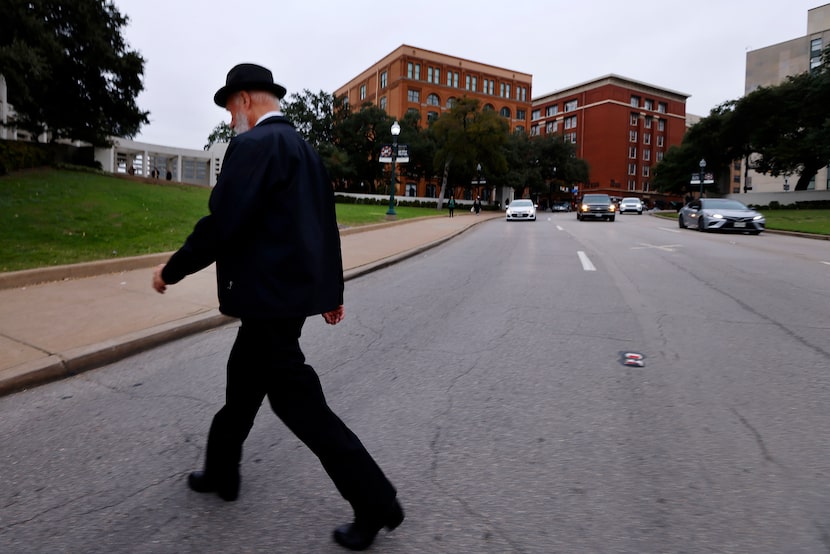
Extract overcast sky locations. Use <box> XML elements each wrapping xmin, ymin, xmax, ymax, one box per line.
<box><xmin>112</xmin><ymin>0</ymin><xmax>823</xmax><ymax>149</ymax></box>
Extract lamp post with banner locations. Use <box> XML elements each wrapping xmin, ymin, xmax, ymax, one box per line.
<box><xmin>386</xmin><ymin>121</ymin><xmax>401</xmax><ymax>219</ymax></box>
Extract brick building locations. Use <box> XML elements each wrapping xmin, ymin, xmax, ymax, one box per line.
<box><xmin>335</xmin><ymin>45</ymin><xmax>532</xmax><ymax>201</ymax></box>
<box><xmin>531</xmin><ymin>75</ymin><xmax>688</xmax><ymax>204</ymax></box>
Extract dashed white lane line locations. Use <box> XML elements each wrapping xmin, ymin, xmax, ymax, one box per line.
<box><xmin>577</xmin><ymin>251</ymin><xmax>596</xmax><ymax>271</ymax></box>
<box><xmin>556</xmin><ymin>225</ymin><xmax>564</xmax><ymax>231</ymax></box>
<box><xmin>821</xmin><ymin>261</ymin><xmax>830</xmax><ymax>266</ymax></box>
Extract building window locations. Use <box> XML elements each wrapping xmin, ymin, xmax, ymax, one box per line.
<box><xmin>516</xmin><ymin>109</ymin><xmax>526</xmax><ymax>121</ymax></box>
<box><xmin>407</xmin><ymin>62</ymin><xmax>420</xmax><ymax>80</ymax></box>
<box><xmin>657</xmin><ymin>102</ymin><xmax>667</xmax><ymax>114</ymax></box>
<box><xmin>642</xmin><ymin>166</ymin><xmax>650</xmax><ymax>177</ymax></box>
<box><xmin>483</xmin><ymin>103</ymin><xmax>495</xmax><ymax>111</ymax></box>
<box><xmin>564</xmin><ymin>115</ymin><xmax>577</xmax><ymax>129</ymax></box>
<box><xmin>406</xmin><ymin>183</ymin><xmax>417</xmax><ymax>196</ymax></box>
<box><xmin>426</xmin><ymin>93</ymin><xmax>440</xmax><ymax>106</ymax></box>
<box><xmin>657</xmin><ymin>136</ymin><xmax>664</xmax><ymax>147</ymax></box>
<box><xmin>447</xmin><ymin>97</ymin><xmax>456</xmax><ymax>108</ymax></box>
<box><xmin>427</xmin><ymin>67</ymin><xmax>440</xmax><ymax>84</ymax></box>
<box><xmin>516</xmin><ymin>126</ymin><xmax>525</xmax><ymax>133</ymax></box>
<box><xmin>645</xmin><ymin>117</ymin><xmax>653</xmax><ymax>129</ymax></box>
<box><xmin>644</xmin><ymin>134</ymin><xmax>651</xmax><ymax>145</ymax></box>
<box><xmin>407</xmin><ymin>89</ymin><xmax>420</xmax><ymax>103</ymax></box>
<box><xmin>657</xmin><ymin>151</ymin><xmax>664</xmax><ymax>162</ymax></box>
<box><xmin>407</xmin><ymin>107</ymin><xmax>419</xmax><ymax>117</ymax></box>
<box><xmin>516</xmin><ymin>86</ymin><xmax>527</xmax><ymax>101</ymax></box>
<box><xmin>465</xmin><ymin>75</ymin><xmax>472</xmax><ymax>90</ymax></box>
<box><xmin>629</xmin><ymin>146</ymin><xmax>637</xmax><ymax>159</ymax></box>
<box><xmin>630</xmin><ymin>113</ymin><xmax>639</xmax><ymax>126</ymax></box>
<box><xmin>811</xmin><ymin>38</ymin><xmax>823</xmax><ymax>71</ymax></box>
<box><xmin>499</xmin><ymin>83</ymin><xmax>511</xmax><ymax>98</ymax></box>
<box><xmin>531</xmin><ymin>109</ymin><xmax>541</xmax><ymax>120</ymax></box>
<box><xmin>379</xmin><ymin>96</ymin><xmax>387</xmax><ymax>111</ymax></box>
<box><xmin>644</xmin><ymin>99</ymin><xmax>654</xmax><ymax>111</ymax></box>
<box><xmin>630</xmin><ymin>130</ymin><xmax>638</xmax><ymax>142</ymax></box>
<box><xmin>359</xmin><ymin>84</ymin><xmax>366</xmax><ymax>100</ymax></box>
<box><xmin>472</xmin><ymin>76</ymin><xmax>477</xmax><ymax>91</ymax></box>
<box><xmin>426</xmin><ymin>184</ymin><xmax>436</xmax><ymax>197</ymax></box>
<box><xmin>628</xmin><ymin>163</ymin><xmax>637</xmax><ymax>176</ymax></box>
<box><xmin>530</xmin><ymin>125</ymin><xmax>540</xmax><ymax>136</ymax></box>
<box><xmin>500</xmin><ymin>107</ymin><xmax>511</xmax><ymax>118</ymax></box>
<box><xmin>628</xmin><ymin>180</ymin><xmax>636</xmax><ymax>191</ymax></box>
<box><xmin>630</xmin><ymin>95</ymin><xmax>640</xmax><ymax>107</ymax></box>
<box><xmin>427</xmin><ymin>111</ymin><xmax>439</xmax><ymax>123</ymax></box>
<box><xmin>643</xmin><ymin>149</ymin><xmax>651</xmax><ymax>162</ymax></box>
<box><xmin>546</xmin><ymin>121</ymin><xmax>558</xmax><ymax>133</ymax></box>
<box><xmin>546</xmin><ymin>105</ymin><xmax>558</xmax><ymax>117</ymax></box>
<box><xmin>565</xmin><ymin>132</ymin><xmax>577</xmax><ymax>143</ymax></box>
<box><xmin>380</xmin><ymin>71</ymin><xmax>387</xmax><ymax>88</ymax></box>
<box><xmin>564</xmin><ymin>99</ymin><xmax>578</xmax><ymax>112</ymax></box>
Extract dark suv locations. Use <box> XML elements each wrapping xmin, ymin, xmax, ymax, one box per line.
<box><xmin>577</xmin><ymin>194</ymin><xmax>616</xmax><ymax>221</ymax></box>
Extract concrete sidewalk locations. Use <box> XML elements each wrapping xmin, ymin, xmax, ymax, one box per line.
<box><xmin>0</xmin><ymin>212</ymin><xmax>500</xmax><ymax>396</ymax></box>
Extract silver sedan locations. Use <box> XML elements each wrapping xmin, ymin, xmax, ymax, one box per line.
<box><xmin>678</xmin><ymin>198</ymin><xmax>765</xmax><ymax>234</ymax></box>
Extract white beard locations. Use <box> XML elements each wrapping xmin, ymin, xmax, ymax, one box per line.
<box><xmin>232</xmin><ymin>111</ymin><xmax>250</xmax><ymax>134</ymax></box>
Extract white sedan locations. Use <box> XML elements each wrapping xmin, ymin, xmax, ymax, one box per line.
<box><xmin>505</xmin><ymin>199</ymin><xmax>537</xmax><ymax>221</ymax></box>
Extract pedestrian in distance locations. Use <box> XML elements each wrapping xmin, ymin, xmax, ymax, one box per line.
<box><xmin>473</xmin><ymin>195</ymin><xmax>482</xmax><ymax>215</ymax></box>
<box><xmin>448</xmin><ymin>194</ymin><xmax>456</xmax><ymax>217</ymax></box>
<box><xmin>151</xmin><ymin>63</ymin><xmax>403</xmax><ymax>551</ymax></box>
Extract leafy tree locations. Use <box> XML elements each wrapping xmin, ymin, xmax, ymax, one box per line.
<box><xmin>204</xmin><ymin>121</ymin><xmax>235</xmax><ymax>150</ymax></box>
<box><xmin>430</xmin><ymin>97</ymin><xmax>509</xmax><ymax>208</ymax></box>
<box><xmin>0</xmin><ymin>0</ymin><xmax>148</xmax><ymax>146</ymax></box>
<box><xmin>333</xmin><ymin>102</ymin><xmax>396</xmax><ymax>193</ymax></box>
<box><xmin>282</xmin><ymin>89</ymin><xmax>339</xmax><ymax>152</ymax></box>
<box><xmin>655</xmin><ymin>45</ymin><xmax>830</xmax><ymax>193</ymax></box>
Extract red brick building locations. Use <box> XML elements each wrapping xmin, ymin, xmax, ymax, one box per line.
<box><xmin>531</xmin><ymin>75</ymin><xmax>688</xmax><ymax>204</ymax></box>
<box><xmin>335</xmin><ymin>45</ymin><xmax>532</xmax><ymax>201</ymax></box>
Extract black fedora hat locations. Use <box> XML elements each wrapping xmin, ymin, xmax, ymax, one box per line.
<box><xmin>214</xmin><ymin>63</ymin><xmax>287</xmax><ymax>107</ymax></box>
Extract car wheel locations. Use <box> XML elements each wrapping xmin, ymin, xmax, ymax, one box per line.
<box><xmin>697</xmin><ymin>217</ymin><xmax>706</xmax><ymax>232</ymax></box>
<box><xmin>750</xmin><ymin>230</ymin><xmax>761</xmax><ymax>235</ymax></box>
<box><xmin>678</xmin><ymin>215</ymin><xmax>686</xmax><ymax>228</ymax></box>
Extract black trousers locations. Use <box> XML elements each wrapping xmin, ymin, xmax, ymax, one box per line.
<box><xmin>202</xmin><ymin>317</ymin><xmax>397</xmax><ymax>516</ymax></box>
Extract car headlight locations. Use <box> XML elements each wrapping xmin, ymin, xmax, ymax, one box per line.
<box><xmin>581</xmin><ymin>204</ymin><xmax>588</xmax><ymax>211</ymax></box>
<box><xmin>609</xmin><ymin>205</ymin><xmax>616</xmax><ymax>211</ymax></box>
<box><xmin>711</xmin><ymin>213</ymin><xmax>724</xmax><ymax>219</ymax></box>
<box><xmin>753</xmin><ymin>215</ymin><xmax>764</xmax><ymax>221</ymax></box>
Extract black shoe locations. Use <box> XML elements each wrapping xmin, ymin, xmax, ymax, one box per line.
<box><xmin>333</xmin><ymin>500</ymin><xmax>404</xmax><ymax>551</ymax></box>
<box><xmin>187</xmin><ymin>470</ymin><xmax>239</xmax><ymax>502</ymax></box>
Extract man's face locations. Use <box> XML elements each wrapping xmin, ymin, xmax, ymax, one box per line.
<box><xmin>227</xmin><ymin>92</ymin><xmax>251</xmax><ymax>134</ymax></box>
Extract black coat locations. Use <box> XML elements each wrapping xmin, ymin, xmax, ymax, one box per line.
<box><xmin>162</xmin><ymin>116</ymin><xmax>344</xmax><ymax>319</ymax></box>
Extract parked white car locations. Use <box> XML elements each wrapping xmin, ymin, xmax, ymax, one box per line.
<box><xmin>619</xmin><ymin>197</ymin><xmax>644</xmax><ymax>214</ymax></box>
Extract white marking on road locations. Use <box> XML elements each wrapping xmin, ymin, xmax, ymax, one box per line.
<box><xmin>631</xmin><ymin>243</ymin><xmax>683</xmax><ymax>252</ymax></box>
<box><xmin>577</xmin><ymin>251</ymin><xmax>596</xmax><ymax>271</ymax></box>
<box><xmin>556</xmin><ymin>225</ymin><xmax>564</xmax><ymax>231</ymax></box>
<box><xmin>660</xmin><ymin>227</ymin><xmax>682</xmax><ymax>233</ymax></box>
<box><xmin>821</xmin><ymin>261</ymin><xmax>830</xmax><ymax>266</ymax></box>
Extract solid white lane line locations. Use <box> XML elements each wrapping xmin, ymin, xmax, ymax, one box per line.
<box><xmin>577</xmin><ymin>251</ymin><xmax>596</xmax><ymax>271</ymax></box>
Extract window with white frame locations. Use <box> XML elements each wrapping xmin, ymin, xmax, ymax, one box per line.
<box><xmin>564</xmin><ymin>115</ymin><xmax>577</xmax><ymax>129</ymax></box>
<box><xmin>657</xmin><ymin>102</ymin><xmax>667</xmax><ymax>114</ymax></box>
<box><xmin>407</xmin><ymin>62</ymin><xmax>421</xmax><ymax>80</ymax></box>
<box><xmin>644</xmin><ymin>134</ymin><xmax>651</xmax><ymax>145</ymax></box>
<box><xmin>359</xmin><ymin>84</ymin><xmax>366</xmax><ymax>100</ymax></box>
<box><xmin>630</xmin><ymin>113</ymin><xmax>639</xmax><ymax>125</ymax></box>
<box><xmin>380</xmin><ymin>71</ymin><xmax>387</xmax><ymax>88</ymax></box>
<box><xmin>407</xmin><ymin>89</ymin><xmax>420</xmax><ymax>103</ymax></box>
<box><xmin>630</xmin><ymin>130</ymin><xmax>637</xmax><ymax>142</ymax></box>
<box><xmin>546</xmin><ymin>121</ymin><xmax>558</xmax><ymax>133</ymax></box>
<box><xmin>643</xmin><ymin>149</ymin><xmax>651</xmax><ymax>161</ymax></box>
<box><xmin>628</xmin><ymin>180</ymin><xmax>636</xmax><ymax>191</ymax></box>
<box><xmin>565</xmin><ymin>132</ymin><xmax>577</xmax><ymax>143</ymax></box>
<box><xmin>564</xmin><ymin>99</ymin><xmax>577</xmax><ymax>112</ymax></box>
<box><xmin>546</xmin><ymin>105</ymin><xmax>558</xmax><ymax>117</ymax></box>
<box><xmin>531</xmin><ymin>109</ymin><xmax>541</xmax><ymax>120</ymax></box>
<box><xmin>644</xmin><ymin>99</ymin><xmax>653</xmax><ymax>111</ymax></box>
<box><xmin>657</xmin><ymin>151</ymin><xmax>664</xmax><ymax>162</ymax></box>
<box><xmin>516</xmin><ymin>109</ymin><xmax>526</xmax><ymax>121</ymax></box>
<box><xmin>531</xmin><ymin>125</ymin><xmax>539</xmax><ymax>136</ymax></box>
<box><xmin>630</xmin><ymin>95</ymin><xmax>640</xmax><ymax>107</ymax></box>
<box><xmin>447</xmin><ymin>97</ymin><xmax>456</xmax><ymax>108</ymax></box>
<box><xmin>657</xmin><ymin>136</ymin><xmax>664</xmax><ymax>147</ymax></box>
<box><xmin>500</xmin><ymin>107</ymin><xmax>511</xmax><ymax>118</ymax></box>
<box><xmin>645</xmin><ymin>117</ymin><xmax>653</xmax><ymax>129</ymax></box>
<box><xmin>628</xmin><ymin>163</ymin><xmax>637</xmax><ymax>176</ymax></box>
<box><xmin>642</xmin><ymin>166</ymin><xmax>650</xmax><ymax>177</ymax></box>
<box><xmin>427</xmin><ymin>111</ymin><xmax>438</xmax><ymax>123</ymax></box>
<box><xmin>629</xmin><ymin>146</ymin><xmax>637</xmax><ymax>159</ymax></box>
<box><xmin>379</xmin><ymin>96</ymin><xmax>387</xmax><ymax>111</ymax></box>
<box><xmin>426</xmin><ymin>93</ymin><xmax>439</xmax><ymax>106</ymax></box>
<box><xmin>658</xmin><ymin>119</ymin><xmax>666</xmax><ymax>132</ymax></box>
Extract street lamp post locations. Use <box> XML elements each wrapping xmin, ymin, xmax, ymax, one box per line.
<box><xmin>386</xmin><ymin>121</ymin><xmax>401</xmax><ymax>220</ymax></box>
<box><xmin>699</xmin><ymin>158</ymin><xmax>706</xmax><ymax>198</ymax></box>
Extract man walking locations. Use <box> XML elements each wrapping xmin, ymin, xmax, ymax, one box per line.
<box><xmin>152</xmin><ymin>63</ymin><xmax>402</xmax><ymax>551</ymax></box>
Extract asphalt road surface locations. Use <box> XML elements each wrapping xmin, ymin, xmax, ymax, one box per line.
<box><xmin>1</xmin><ymin>212</ymin><xmax>829</xmax><ymax>553</ymax></box>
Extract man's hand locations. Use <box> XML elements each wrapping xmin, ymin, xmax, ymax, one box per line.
<box><xmin>152</xmin><ymin>264</ymin><xmax>168</xmax><ymax>294</ymax></box>
<box><xmin>322</xmin><ymin>305</ymin><xmax>345</xmax><ymax>325</ymax></box>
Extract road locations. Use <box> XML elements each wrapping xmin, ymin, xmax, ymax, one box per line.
<box><xmin>1</xmin><ymin>212</ymin><xmax>829</xmax><ymax>553</ymax></box>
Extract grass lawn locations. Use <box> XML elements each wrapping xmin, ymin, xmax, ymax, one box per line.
<box><xmin>655</xmin><ymin>208</ymin><xmax>830</xmax><ymax>235</ymax></box>
<box><xmin>0</xmin><ymin>169</ymin><xmax>444</xmax><ymax>272</ymax></box>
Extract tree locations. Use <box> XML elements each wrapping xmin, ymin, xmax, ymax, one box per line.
<box><xmin>281</xmin><ymin>89</ymin><xmax>339</xmax><ymax>152</ymax></box>
<box><xmin>0</xmin><ymin>0</ymin><xmax>148</xmax><ymax>146</ymax></box>
<box><xmin>333</xmin><ymin>102</ymin><xmax>396</xmax><ymax>193</ymax></box>
<box><xmin>430</xmin><ymin>98</ymin><xmax>509</xmax><ymax>208</ymax></box>
<box><xmin>204</xmin><ymin>121</ymin><xmax>235</xmax><ymax>150</ymax></box>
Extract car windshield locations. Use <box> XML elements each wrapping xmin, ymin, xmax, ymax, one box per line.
<box><xmin>583</xmin><ymin>195</ymin><xmax>609</xmax><ymax>203</ymax></box>
<box><xmin>622</xmin><ymin>198</ymin><xmax>639</xmax><ymax>203</ymax></box>
<box><xmin>702</xmin><ymin>199</ymin><xmax>749</xmax><ymax>210</ymax></box>
<box><xmin>511</xmin><ymin>200</ymin><xmax>533</xmax><ymax>208</ymax></box>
